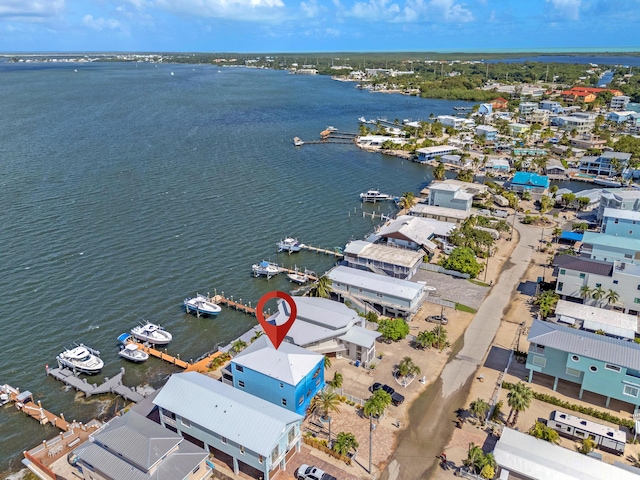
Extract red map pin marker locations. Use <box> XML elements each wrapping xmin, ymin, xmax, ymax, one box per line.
<box><xmin>256</xmin><ymin>291</ymin><xmax>297</xmax><ymax>349</ymax></box>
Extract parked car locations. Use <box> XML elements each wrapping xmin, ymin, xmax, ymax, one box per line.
<box><xmin>426</xmin><ymin>314</ymin><xmax>449</xmax><ymax>325</ymax></box>
<box><xmin>370</xmin><ymin>382</ymin><xmax>405</xmax><ymax>406</ymax></box>
<box><xmin>492</xmin><ymin>209</ymin><xmax>508</xmax><ymax>218</ymax></box>
<box><xmin>297</xmin><ymin>465</ymin><xmax>337</xmax><ymax>480</ymax></box>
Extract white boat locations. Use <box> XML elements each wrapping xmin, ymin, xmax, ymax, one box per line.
<box><xmin>293</xmin><ymin>137</ymin><xmax>304</xmax><ymax>146</ymax></box>
<box><xmin>277</xmin><ymin>237</ymin><xmax>303</xmax><ymax>253</ymax></box>
<box><xmin>116</xmin><ymin>333</ymin><xmax>149</xmax><ymax>363</ymax></box>
<box><xmin>184</xmin><ymin>294</ymin><xmax>222</xmax><ymax>316</ymax></box>
<box><xmin>287</xmin><ymin>268</ymin><xmax>314</xmax><ymax>285</ymax></box>
<box><xmin>56</xmin><ymin>344</ymin><xmax>104</xmax><ymax>375</ymax></box>
<box><xmin>252</xmin><ymin>260</ymin><xmax>281</xmax><ymax>278</ymax></box>
<box><xmin>359</xmin><ymin>189</ymin><xmax>395</xmax><ymax>202</ymax></box>
<box><xmin>594</xmin><ymin>177</ymin><xmax>622</xmax><ymax>187</ymax></box>
<box><xmin>326</xmin><ymin>126</ymin><xmax>338</xmax><ymax>132</ymax></box>
<box><xmin>131</xmin><ymin>322</ymin><xmax>172</xmax><ymax>346</ymax></box>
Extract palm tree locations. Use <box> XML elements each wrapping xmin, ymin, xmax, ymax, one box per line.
<box><xmin>591</xmin><ymin>286</ymin><xmax>606</xmax><ymax>307</ymax></box>
<box><xmin>579</xmin><ymin>285</ymin><xmax>593</xmax><ymax>304</ymax></box>
<box><xmin>308</xmin><ymin>389</ymin><xmax>341</xmax><ymax>446</ymax></box>
<box><xmin>250</xmin><ymin>330</ymin><xmax>264</xmax><ymax>343</ymax></box>
<box><xmin>323</xmin><ymin>355</ymin><xmax>332</xmax><ymax>370</ymax></box>
<box><xmin>333</xmin><ymin>432</ymin><xmax>359</xmax><ymax>456</ymax></box>
<box><xmin>469</xmin><ymin>398</ymin><xmax>489</xmax><ymax>423</ymax></box>
<box><xmin>415</xmin><ymin>330</ymin><xmax>436</xmax><ymax>349</ymax></box>
<box><xmin>231</xmin><ymin>339</ymin><xmax>247</xmax><ymax>353</ymax></box>
<box><xmin>464</xmin><ymin>443</ymin><xmax>486</xmax><ymax>474</ymax></box>
<box><xmin>605</xmin><ymin>289</ymin><xmax>620</xmax><ymax>306</ymax></box>
<box><xmin>399</xmin><ymin>191</ymin><xmax>415</xmax><ymax>211</ymax></box>
<box><xmin>309</xmin><ymin>275</ymin><xmax>332</xmax><ymax>298</ymax></box>
<box><xmin>528</xmin><ymin>421</ymin><xmax>560</xmax><ymax>444</ymax></box>
<box><xmin>552</xmin><ymin>227</ymin><xmax>563</xmax><ymax>243</ymax></box>
<box><xmin>506</xmin><ymin>382</ymin><xmax>533</xmax><ymax>426</ymax></box>
<box><xmin>433</xmin><ymin>161</ymin><xmax>446</xmax><ymax>180</ymax></box>
<box><xmin>363</xmin><ymin>389</ymin><xmax>392</xmax><ymax>419</ymax></box>
<box><xmin>329</xmin><ymin>372</ymin><xmax>343</xmax><ymax>389</ymax></box>
<box><xmin>397</xmin><ymin>356</ymin><xmax>420</xmax><ymax>377</ymax></box>
<box><xmin>432</xmin><ymin>325</ymin><xmax>449</xmax><ymax>351</ymax></box>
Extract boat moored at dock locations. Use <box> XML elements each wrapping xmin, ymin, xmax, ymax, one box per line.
<box><xmin>56</xmin><ymin>344</ymin><xmax>104</xmax><ymax>375</ymax></box>
<box><xmin>252</xmin><ymin>260</ymin><xmax>281</xmax><ymax>279</ymax></box>
<box><xmin>130</xmin><ymin>322</ymin><xmax>172</xmax><ymax>346</ymax></box>
<box><xmin>277</xmin><ymin>237</ymin><xmax>303</xmax><ymax>253</ymax></box>
<box><xmin>116</xmin><ymin>333</ymin><xmax>149</xmax><ymax>363</ymax></box>
<box><xmin>184</xmin><ymin>294</ymin><xmax>222</xmax><ymax>316</ymax></box>
<box><xmin>359</xmin><ymin>189</ymin><xmax>397</xmax><ymax>202</ymax></box>
<box><xmin>287</xmin><ymin>268</ymin><xmax>314</xmax><ymax>285</ymax></box>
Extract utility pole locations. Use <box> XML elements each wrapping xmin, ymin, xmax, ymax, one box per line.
<box><xmin>369</xmin><ymin>415</ymin><xmax>376</xmax><ymax>474</ymax></box>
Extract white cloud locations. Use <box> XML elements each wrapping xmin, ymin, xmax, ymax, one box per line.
<box><xmin>426</xmin><ymin>0</ymin><xmax>474</xmax><ymax>22</ymax></box>
<box><xmin>82</xmin><ymin>14</ymin><xmax>123</xmax><ymax>31</ymax></box>
<box><xmin>0</xmin><ymin>0</ymin><xmax>64</xmax><ymax>18</ymax></box>
<box><xmin>342</xmin><ymin>0</ymin><xmax>473</xmax><ymax>23</ymax></box>
<box><xmin>300</xmin><ymin>0</ymin><xmax>321</xmax><ymax>18</ymax></box>
<box><xmin>153</xmin><ymin>0</ymin><xmax>286</xmax><ymax>22</ymax></box>
<box><xmin>546</xmin><ymin>0</ymin><xmax>581</xmax><ymax>21</ymax></box>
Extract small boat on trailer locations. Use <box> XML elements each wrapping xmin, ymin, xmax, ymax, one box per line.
<box><xmin>184</xmin><ymin>294</ymin><xmax>222</xmax><ymax>317</ymax></box>
<box><xmin>116</xmin><ymin>333</ymin><xmax>149</xmax><ymax>363</ymax></box>
<box><xmin>131</xmin><ymin>322</ymin><xmax>172</xmax><ymax>346</ymax></box>
<box><xmin>57</xmin><ymin>344</ymin><xmax>104</xmax><ymax>375</ymax></box>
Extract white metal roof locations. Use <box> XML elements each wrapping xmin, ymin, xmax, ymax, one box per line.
<box><xmin>494</xmin><ymin>427</ymin><xmax>638</xmax><ymax>480</ymax></box>
<box><xmin>338</xmin><ymin>326</ymin><xmax>381</xmax><ymax>349</ymax></box>
<box><xmin>603</xmin><ymin>207</ymin><xmax>640</xmax><ymax>222</ymax></box>
<box><xmin>328</xmin><ymin>265</ymin><xmax>426</xmax><ymax>301</ymax></box>
<box><xmin>416</xmin><ymin>145</ymin><xmax>459</xmax><ymax>154</ymax></box>
<box><xmin>343</xmin><ymin>241</ymin><xmax>425</xmax><ymax>268</ymax></box>
<box><xmin>377</xmin><ymin>215</ymin><xmax>443</xmax><ymax>248</ymax></box>
<box><xmin>409</xmin><ymin>204</ymin><xmax>471</xmax><ymax>219</ymax></box>
<box><xmin>554</xmin><ymin>300</ymin><xmax>637</xmax><ymax>339</ymax></box>
<box><xmin>232</xmin><ymin>335</ymin><xmax>323</xmax><ymax>385</ymax></box>
<box><xmin>153</xmin><ymin>372</ymin><xmax>302</xmax><ymax>457</ymax></box>
<box><xmin>550</xmin><ymin>410</ymin><xmax>626</xmax><ymax>442</ymax></box>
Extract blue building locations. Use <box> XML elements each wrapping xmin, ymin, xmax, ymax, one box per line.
<box><xmin>475</xmin><ymin>125</ymin><xmax>497</xmax><ymax>141</ymax></box>
<box><xmin>581</xmin><ymin>231</ymin><xmax>640</xmax><ymax>263</ymax></box>
<box><xmin>602</xmin><ymin>208</ymin><xmax>640</xmax><ymax>239</ymax></box>
<box><xmin>230</xmin><ymin>335</ymin><xmax>325</xmax><ymax>415</ymax></box>
<box><xmin>526</xmin><ymin>319</ymin><xmax>640</xmax><ymax>409</ymax></box>
<box><xmin>509</xmin><ymin>172</ymin><xmax>550</xmax><ymax>194</ymax></box>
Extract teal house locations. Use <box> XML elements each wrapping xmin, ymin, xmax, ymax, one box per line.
<box><xmin>526</xmin><ymin>319</ymin><xmax>640</xmax><ymax>409</ymax></box>
<box><xmin>230</xmin><ymin>335</ymin><xmax>325</xmax><ymax>415</ymax></box>
<box><xmin>509</xmin><ymin>172</ymin><xmax>550</xmax><ymax>194</ymax></box>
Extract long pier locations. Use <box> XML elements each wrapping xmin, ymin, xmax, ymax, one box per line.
<box><xmin>294</xmin><ymin>129</ymin><xmax>358</xmax><ymax>146</ymax></box>
<box><xmin>46</xmin><ymin>366</ymin><xmax>145</xmax><ymax>403</ymax></box>
<box><xmin>2</xmin><ymin>384</ymin><xmax>74</xmax><ymax>431</ymax></box>
<box><xmin>299</xmin><ymin>243</ymin><xmax>344</xmax><ymax>258</ymax></box>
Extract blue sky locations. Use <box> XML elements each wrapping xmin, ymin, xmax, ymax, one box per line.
<box><xmin>1</xmin><ymin>0</ymin><xmax>639</xmax><ymax>53</ymax></box>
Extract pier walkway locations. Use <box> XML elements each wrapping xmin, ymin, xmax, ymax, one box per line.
<box><xmin>298</xmin><ymin>243</ymin><xmax>344</xmax><ymax>258</ymax></box>
<box><xmin>3</xmin><ymin>384</ymin><xmax>74</xmax><ymax>431</ymax></box>
<box><xmin>46</xmin><ymin>366</ymin><xmax>145</xmax><ymax>403</ymax></box>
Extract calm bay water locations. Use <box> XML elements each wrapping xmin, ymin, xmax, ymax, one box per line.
<box><xmin>0</xmin><ymin>62</ymin><xmax>480</xmax><ymax>474</ymax></box>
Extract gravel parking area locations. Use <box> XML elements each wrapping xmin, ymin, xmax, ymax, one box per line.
<box><xmin>412</xmin><ymin>269</ymin><xmax>490</xmax><ymax>311</ymax></box>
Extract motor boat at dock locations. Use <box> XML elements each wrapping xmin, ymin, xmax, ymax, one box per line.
<box><xmin>116</xmin><ymin>333</ymin><xmax>149</xmax><ymax>363</ymax></box>
<box><xmin>56</xmin><ymin>344</ymin><xmax>104</xmax><ymax>375</ymax></box>
<box><xmin>277</xmin><ymin>237</ymin><xmax>303</xmax><ymax>253</ymax></box>
<box><xmin>252</xmin><ymin>260</ymin><xmax>281</xmax><ymax>278</ymax></box>
<box><xmin>359</xmin><ymin>189</ymin><xmax>396</xmax><ymax>202</ymax></box>
<box><xmin>287</xmin><ymin>268</ymin><xmax>314</xmax><ymax>285</ymax></box>
<box><xmin>130</xmin><ymin>322</ymin><xmax>172</xmax><ymax>346</ymax></box>
<box><xmin>184</xmin><ymin>294</ymin><xmax>222</xmax><ymax>316</ymax></box>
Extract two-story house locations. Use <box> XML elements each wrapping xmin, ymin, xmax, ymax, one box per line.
<box><xmin>230</xmin><ymin>336</ymin><xmax>324</xmax><ymax>415</ymax></box>
<box><xmin>376</xmin><ymin>214</ymin><xmax>456</xmax><ymax>252</ymax></box>
<box><xmin>416</xmin><ymin>145</ymin><xmax>459</xmax><ymax>162</ymax></box>
<box><xmin>475</xmin><ymin>125</ymin><xmax>497</xmax><ymax>141</ymax></box>
<box><xmin>579</xmin><ymin>151</ymin><xmax>631</xmax><ymax>177</ymax></box>
<box><xmin>581</xmin><ymin>231</ymin><xmax>640</xmax><ymax>264</ymax></box>
<box><xmin>602</xmin><ymin>208</ymin><xmax>640</xmax><ymax>238</ymax></box>
<box><xmin>342</xmin><ymin>240</ymin><xmax>425</xmax><ymax>279</ymax></box>
<box><xmin>526</xmin><ymin>319</ymin><xmax>640</xmax><ymax>409</ymax></box>
<box><xmin>539</xmin><ymin>100</ymin><xmax>564</xmax><ymax>113</ymax></box>
<box><xmin>154</xmin><ymin>371</ymin><xmax>303</xmax><ymax>480</ymax></box>
<box><xmin>509</xmin><ymin>172</ymin><xmax>550</xmax><ymax>194</ymax></box>
<box><xmin>597</xmin><ymin>188</ymin><xmax>640</xmax><ymax>220</ymax></box>
<box><xmin>427</xmin><ymin>183</ymin><xmax>473</xmax><ymax>212</ymax></box>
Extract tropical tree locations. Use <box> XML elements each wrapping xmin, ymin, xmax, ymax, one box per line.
<box><xmin>250</xmin><ymin>330</ymin><xmax>264</xmax><ymax>343</ymax></box>
<box><xmin>308</xmin><ymin>389</ymin><xmax>341</xmax><ymax>421</ymax></box>
<box><xmin>363</xmin><ymin>389</ymin><xmax>392</xmax><ymax>419</ymax></box>
<box><xmin>457</xmin><ymin>169</ymin><xmax>474</xmax><ymax>183</ymax></box>
<box><xmin>552</xmin><ymin>227</ymin><xmax>563</xmax><ymax>243</ymax></box>
<box><xmin>324</xmin><ymin>355</ymin><xmax>332</xmax><ymax>370</ymax></box>
<box><xmin>591</xmin><ymin>286</ymin><xmax>606</xmax><ymax>307</ymax></box>
<box><xmin>528</xmin><ymin>421</ymin><xmax>560</xmax><ymax>444</ymax></box>
<box><xmin>377</xmin><ymin>318</ymin><xmax>410</xmax><ymax>342</ymax></box>
<box><xmin>605</xmin><ymin>289</ymin><xmax>620</xmax><ymax>306</ymax></box>
<box><xmin>469</xmin><ymin>398</ymin><xmax>489</xmax><ymax>423</ymax></box>
<box><xmin>490</xmin><ymin>400</ymin><xmax>503</xmax><ymax>423</ymax></box>
<box><xmin>432</xmin><ymin>325</ymin><xmax>450</xmax><ymax>351</ymax></box>
<box><xmin>549</xmin><ymin>184</ymin><xmax>559</xmax><ymax>195</ymax></box>
<box><xmin>433</xmin><ymin>161</ymin><xmax>446</xmax><ymax>180</ymax></box>
<box><xmin>506</xmin><ymin>382</ymin><xmax>533</xmax><ymax>426</ymax></box>
<box><xmin>333</xmin><ymin>432</ymin><xmax>359</xmax><ymax>456</ymax></box>
<box><xmin>561</xmin><ymin>192</ymin><xmax>576</xmax><ymax>208</ymax></box>
<box><xmin>399</xmin><ymin>191</ymin><xmax>416</xmax><ymax>211</ymax></box>
<box><xmin>577</xmin><ymin>196</ymin><xmax>591</xmax><ymax>210</ymax></box>
<box><xmin>439</xmin><ymin>246</ymin><xmax>483</xmax><ymax>278</ymax></box>
<box><xmin>539</xmin><ymin>195</ymin><xmax>554</xmax><ymax>213</ymax></box>
<box><xmin>309</xmin><ymin>275</ymin><xmax>332</xmax><ymax>298</ymax></box>
<box><xmin>231</xmin><ymin>339</ymin><xmax>247</xmax><ymax>353</ymax></box>
<box><xmin>579</xmin><ymin>285</ymin><xmax>593</xmax><ymax>304</ymax></box>
<box><xmin>534</xmin><ymin>290</ymin><xmax>559</xmax><ymax>318</ymax></box>
<box><xmin>578</xmin><ymin>437</ymin><xmax>596</xmax><ymax>455</ymax></box>
<box><xmin>397</xmin><ymin>356</ymin><xmax>421</xmax><ymax>377</ymax></box>
<box><xmin>415</xmin><ymin>330</ymin><xmax>437</xmax><ymax>349</ymax></box>
<box><xmin>329</xmin><ymin>372</ymin><xmax>343</xmax><ymax>389</ymax></box>
<box><xmin>464</xmin><ymin>443</ymin><xmax>495</xmax><ymax>475</ymax></box>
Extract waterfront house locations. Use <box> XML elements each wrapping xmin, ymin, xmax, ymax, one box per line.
<box><xmin>553</xmin><ymin>300</ymin><xmax>637</xmax><ymax>339</ymax></box>
<box><xmin>493</xmin><ymin>427</ymin><xmax>639</xmax><ymax>480</ymax></box>
<box><xmin>475</xmin><ymin>125</ymin><xmax>497</xmax><ymax>141</ymax></box>
<box><xmin>539</xmin><ymin>100</ymin><xmax>564</xmax><ymax>114</ymax></box>
<box><xmin>556</xmin><ymin>114</ymin><xmax>595</xmax><ymax>134</ymax></box>
<box><xmin>526</xmin><ymin>318</ymin><xmax>640</xmax><ymax>409</ymax></box>
<box><xmin>342</xmin><ymin>240</ymin><xmax>424</xmax><ymax>279</ymax></box>
<box><xmin>570</xmin><ymin>133</ymin><xmax>606</xmax><ymax>150</ymax></box>
<box><xmin>478</xmin><ymin>103</ymin><xmax>493</xmax><ymax>115</ymax></box>
<box><xmin>357</xmin><ymin>135</ymin><xmax>405</xmax><ymax>147</ymax></box>
<box><xmin>526</xmin><ymin>109</ymin><xmax>550</xmax><ymax>125</ymax></box>
<box><xmin>409</xmin><ymin>204</ymin><xmax>471</xmax><ymax>224</ymax></box>
<box><xmin>519</xmin><ymin>102</ymin><xmax>538</xmax><ymax>116</ymax></box>
<box><xmin>597</xmin><ymin>188</ymin><xmax>640</xmax><ymax>220</ymax></box>
<box><xmin>554</xmin><ymin>254</ymin><xmax>640</xmax><ymax>315</ymax></box>
<box><xmin>74</xmin><ymin>410</ymin><xmax>210</xmax><ymax>480</ymax></box>
<box><xmin>426</xmin><ymin>182</ymin><xmax>473</xmax><ymax>212</ymax></box>
<box><xmin>579</xmin><ymin>151</ymin><xmax>631</xmax><ymax>177</ymax></box>
<box><xmin>376</xmin><ymin>214</ymin><xmax>455</xmax><ymax>252</ymax></box>
<box><xmin>611</xmin><ymin>95</ymin><xmax>631</xmax><ymax>111</ymax></box>
<box><xmin>545</xmin><ymin>159</ymin><xmax>567</xmax><ymax>177</ymax></box>
<box><xmin>328</xmin><ymin>265</ymin><xmax>429</xmax><ymax>321</ymax></box>
<box><xmin>229</xmin><ymin>335</ymin><xmax>324</xmax><ymax>415</ymax></box>
<box><xmin>436</xmin><ymin>115</ymin><xmax>473</xmax><ymax>130</ymax></box>
<box><xmin>438</xmin><ymin>154</ymin><xmax>465</xmax><ymax>167</ymax></box>
<box><xmin>602</xmin><ymin>208</ymin><xmax>640</xmax><ymax>239</ymax></box>
<box><xmin>581</xmin><ymin>231</ymin><xmax>640</xmax><ymax>264</ymax></box>
<box><xmin>154</xmin><ymin>371</ymin><xmax>303</xmax><ymax>480</ymax></box>
<box><xmin>509</xmin><ymin>172</ymin><xmax>550</xmax><ymax>194</ymax></box>
<box><xmin>416</xmin><ymin>145</ymin><xmax>458</xmax><ymax>162</ymax></box>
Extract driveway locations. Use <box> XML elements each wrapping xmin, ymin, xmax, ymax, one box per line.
<box><xmin>412</xmin><ymin>269</ymin><xmax>489</xmax><ymax>311</ymax></box>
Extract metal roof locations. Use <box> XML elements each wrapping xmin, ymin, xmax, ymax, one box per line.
<box><xmin>338</xmin><ymin>326</ymin><xmax>381</xmax><ymax>349</ymax></box>
<box><xmin>232</xmin><ymin>335</ymin><xmax>323</xmax><ymax>385</ymax></box>
<box><xmin>409</xmin><ymin>204</ymin><xmax>470</xmax><ymax>219</ymax></box>
<box><xmin>582</xmin><ymin>231</ymin><xmax>640</xmax><ymax>250</ymax></box>
<box><xmin>328</xmin><ymin>265</ymin><xmax>426</xmax><ymax>301</ymax></box>
<box><xmin>153</xmin><ymin>372</ymin><xmax>302</xmax><ymax>457</ymax></box>
<box><xmin>554</xmin><ymin>300</ymin><xmax>637</xmax><ymax>338</ymax></box>
<box><xmin>527</xmin><ymin>319</ymin><xmax>640</xmax><ymax>370</ymax></box>
<box><xmin>343</xmin><ymin>241</ymin><xmax>425</xmax><ymax>268</ymax></box>
<box><xmin>603</xmin><ymin>207</ymin><xmax>640</xmax><ymax>221</ymax></box>
<box><xmin>560</xmin><ymin>231</ymin><xmax>583</xmax><ymax>242</ymax></box>
<box><xmin>554</xmin><ymin>255</ymin><xmax>614</xmax><ymax>277</ymax></box>
<box><xmin>377</xmin><ymin>215</ymin><xmax>443</xmax><ymax>249</ymax></box>
<box><xmin>511</xmin><ymin>172</ymin><xmax>550</xmax><ymax>188</ymax></box>
<box><xmin>494</xmin><ymin>427</ymin><xmax>639</xmax><ymax>480</ymax></box>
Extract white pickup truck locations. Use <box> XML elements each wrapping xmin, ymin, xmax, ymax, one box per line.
<box><xmin>297</xmin><ymin>464</ymin><xmax>338</xmax><ymax>480</ymax></box>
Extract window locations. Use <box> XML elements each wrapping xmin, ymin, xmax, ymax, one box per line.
<box><xmin>316</xmin><ymin>378</ymin><xmax>321</xmax><ymax>386</ymax></box>
<box><xmin>624</xmin><ymin>385</ymin><xmax>640</xmax><ymax>398</ymax></box>
<box><xmin>560</xmin><ymin>269</ymin><xmax>566</xmax><ymax>275</ymax></box>
<box><xmin>589</xmin><ymin>365</ymin><xmax>598</xmax><ymax>372</ymax></box>
<box><xmin>566</xmin><ymin>367</ymin><xmax>581</xmax><ymax>377</ymax></box>
<box><xmin>192</xmin><ymin>466</ymin><xmax>201</xmax><ymax>474</ymax></box>
<box><xmin>579</xmin><ymin>273</ymin><xmax>586</xmax><ymax>279</ymax></box>
<box><xmin>627</xmin><ymin>369</ymin><xmax>640</xmax><ymax>379</ymax></box>
<box><xmin>238</xmin><ymin>380</ymin><xmax>245</xmax><ymax>388</ymax></box>
<box><xmin>558</xmin><ymin>282</ymin><xmax>563</xmax><ymax>291</ymax></box>
<box><xmin>614</xmin><ymin>280</ymin><xmax>619</xmax><ymax>284</ymax></box>
<box><xmin>376</xmin><ymin>293</ymin><xmax>383</xmax><ymax>298</ymax></box>
<box><xmin>358</xmin><ymin>288</ymin><xmax>363</xmax><ymax>292</ymax></box>
<box><xmin>532</xmin><ymin>355</ymin><xmax>546</xmax><ymax>367</ymax></box>
<box><xmin>181</xmin><ymin>418</ymin><xmax>191</xmax><ymax>428</ymax></box>
<box><xmin>595</xmin><ymin>283</ymin><xmax>601</xmax><ymax>288</ymax></box>
<box><xmin>235</xmin><ymin>365</ymin><xmax>244</xmax><ymax>372</ymax></box>
<box><xmin>615</xmin><ymin>218</ymin><xmax>619</xmax><ymax>224</ymax></box>
<box><xmin>571</xmin><ymin>355</ymin><xmax>580</xmax><ymax>362</ymax></box>
<box><xmin>635</xmin><ymin>298</ymin><xmax>640</xmax><ymax>304</ymax></box>
<box><xmin>221</xmin><ymin>436</ymin><xmax>227</xmax><ymax>444</ymax></box>
<box><xmin>281</xmin><ymin>398</ymin><xmax>287</xmax><ymax>406</ymax></box>
<box><xmin>298</xmin><ymin>396</ymin><xmax>304</xmax><ymax>406</ymax></box>
<box><xmin>280</xmin><ymin>382</ymin><xmax>284</xmax><ymax>389</ymax></box>
<box><xmin>626</xmin><ymin>254</ymin><xmax>633</xmax><ymax>259</ymax></box>
<box><xmin>605</xmin><ymin>364</ymin><xmax>621</xmax><ymax>372</ymax></box>
<box><xmin>631</xmin><ymin>231</ymin><xmax>634</xmax><ymax>235</ymax></box>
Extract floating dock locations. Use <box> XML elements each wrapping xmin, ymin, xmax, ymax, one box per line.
<box><xmin>46</xmin><ymin>366</ymin><xmax>145</xmax><ymax>403</ymax></box>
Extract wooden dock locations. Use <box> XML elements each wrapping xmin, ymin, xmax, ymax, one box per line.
<box><xmin>3</xmin><ymin>384</ymin><xmax>72</xmax><ymax>431</ymax></box>
<box><xmin>136</xmin><ymin>344</ymin><xmax>190</xmax><ymax>369</ymax></box>
<box><xmin>299</xmin><ymin>243</ymin><xmax>344</xmax><ymax>258</ymax></box>
<box><xmin>211</xmin><ymin>294</ymin><xmax>257</xmax><ymax>315</ymax></box>
<box><xmin>46</xmin><ymin>366</ymin><xmax>145</xmax><ymax>403</ymax></box>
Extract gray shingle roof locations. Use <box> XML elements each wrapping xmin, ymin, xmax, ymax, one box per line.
<box><xmin>553</xmin><ymin>255</ymin><xmax>614</xmax><ymax>277</ymax></box>
<box><xmin>153</xmin><ymin>372</ymin><xmax>302</xmax><ymax>457</ymax></box>
<box><xmin>528</xmin><ymin>319</ymin><xmax>640</xmax><ymax>370</ymax></box>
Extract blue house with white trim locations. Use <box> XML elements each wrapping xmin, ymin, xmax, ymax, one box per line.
<box><xmin>509</xmin><ymin>172</ymin><xmax>550</xmax><ymax>194</ymax></box>
<box><xmin>230</xmin><ymin>335</ymin><xmax>325</xmax><ymax>415</ymax></box>
<box><xmin>526</xmin><ymin>319</ymin><xmax>640</xmax><ymax>409</ymax></box>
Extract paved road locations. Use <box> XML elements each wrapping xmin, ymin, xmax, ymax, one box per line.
<box><xmin>380</xmin><ymin>216</ymin><xmax>540</xmax><ymax>480</ymax></box>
